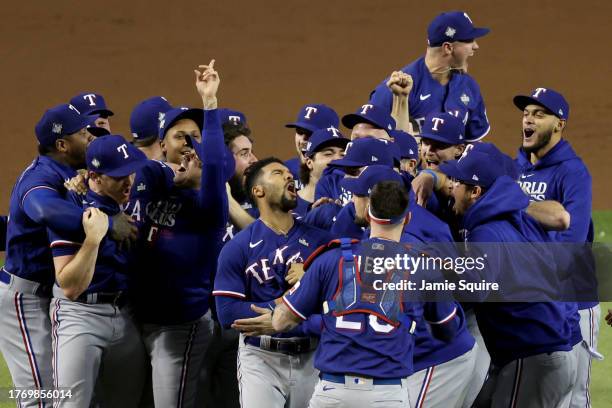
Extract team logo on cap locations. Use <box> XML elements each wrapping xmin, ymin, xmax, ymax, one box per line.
<box><xmin>371</xmin><ymin>156</ymin><xmax>378</xmax><ymax>162</ymax></box>
<box><xmin>461</xmin><ymin>93</ymin><xmax>470</xmax><ymax>105</ymax></box>
<box><xmin>52</xmin><ymin>123</ymin><xmax>63</xmax><ymax>134</ymax></box>
<box><xmin>158</xmin><ymin>112</ymin><xmax>165</xmax><ymax>122</ymax></box>
<box><xmin>445</xmin><ymin>26</ymin><xmax>456</xmax><ymax>38</ymax></box>
<box><xmin>228</xmin><ymin>115</ymin><xmax>241</xmax><ymax>124</ymax></box>
<box><xmin>360</xmin><ymin>104</ymin><xmax>374</xmax><ymax>115</ymax></box>
<box><xmin>558</xmin><ymin>109</ymin><xmax>564</xmax><ymax>116</ymax></box>
<box><xmin>327</xmin><ymin>126</ymin><xmax>340</xmax><ymax>137</ymax></box>
<box><xmin>533</xmin><ymin>88</ymin><xmax>547</xmax><ymax>98</ymax></box>
<box><xmin>91</xmin><ymin>158</ymin><xmax>101</xmax><ymax>168</ymax></box>
<box><xmin>159</xmin><ymin>118</ymin><xmax>165</xmax><ymax>129</ymax></box>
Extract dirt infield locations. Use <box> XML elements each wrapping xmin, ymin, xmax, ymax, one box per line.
<box><xmin>1</xmin><ymin>1</ymin><xmax>610</xmax><ymax>209</ymax></box>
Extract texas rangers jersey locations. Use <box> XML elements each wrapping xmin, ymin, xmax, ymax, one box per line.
<box><xmin>4</xmin><ymin>156</ymin><xmax>84</xmax><ymax>284</ymax></box>
<box><xmin>314</xmin><ymin>167</ymin><xmax>352</xmax><ymax>205</ymax></box>
<box><xmin>516</xmin><ymin>139</ymin><xmax>596</xmax><ymax>309</ymax></box>
<box><xmin>284</xmin><ymin>157</ymin><xmax>303</xmax><ymax>190</ymax></box>
<box><xmin>48</xmin><ymin>190</ymin><xmax>129</xmax><ymax>295</ymax></box>
<box><xmin>128</xmin><ymin>109</ymin><xmax>230</xmax><ymax>324</ymax></box>
<box><xmin>369</xmin><ymin>57</ymin><xmax>490</xmax><ymax>142</ymax></box>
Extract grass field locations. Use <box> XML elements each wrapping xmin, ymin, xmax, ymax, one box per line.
<box><xmin>0</xmin><ymin>212</ymin><xmax>611</xmax><ymax>407</ymax></box>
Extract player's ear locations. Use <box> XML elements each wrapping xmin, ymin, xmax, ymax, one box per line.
<box><xmin>556</xmin><ymin>119</ymin><xmax>566</xmax><ymax>133</ymax></box>
<box><xmin>160</xmin><ymin>139</ymin><xmax>167</xmax><ymax>156</ymax></box>
<box><xmin>55</xmin><ymin>138</ymin><xmax>68</xmax><ymax>153</ymax></box>
<box><xmin>305</xmin><ymin>157</ymin><xmax>314</xmax><ymax>171</ymax></box>
<box><xmin>253</xmin><ymin>184</ymin><xmax>265</xmax><ymax>199</ymax></box>
<box><xmin>455</xmin><ymin>144</ymin><xmax>466</xmax><ymax>159</ymax></box>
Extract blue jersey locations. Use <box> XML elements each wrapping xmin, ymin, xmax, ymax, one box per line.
<box><xmin>314</xmin><ymin>167</ymin><xmax>351</xmax><ymax>205</ymax></box>
<box><xmin>462</xmin><ymin>176</ymin><xmax>572</xmax><ymax>366</ymax></box>
<box><xmin>330</xmin><ymin>203</ymin><xmax>366</xmax><ymax>239</ymax></box>
<box><xmin>283</xmin><ymin>238</ymin><xmax>456</xmax><ymax>378</ymax></box>
<box><xmin>369</xmin><ymin>57</ymin><xmax>490</xmax><ymax>142</ymax></box>
<box><xmin>213</xmin><ymin>218</ymin><xmax>332</xmax><ymax>339</ymax></box>
<box><xmin>292</xmin><ymin>195</ymin><xmax>311</xmax><ymax>220</ymax></box>
<box><xmin>128</xmin><ymin>109</ymin><xmax>230</xmax><ymax>324</ymax></box>
<box><xmin>49</xmin><ymin>191</ymin><xmax>129</xmax><ymax>294</ymax></box>
<box><xmin>222</xmin><ymin>201</ymin><xmax>259</xmax><ymax>244</ymax></box>
<box><xmin>4</xmin><ymin>156</ymin><xmax>85</xmax><ymax>285</ymax></box>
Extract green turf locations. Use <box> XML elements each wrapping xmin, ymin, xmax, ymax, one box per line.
<box><xmin>1</xmin><ymin>212</ymin><xmax>611</xmax><ymax>407</ymax></box>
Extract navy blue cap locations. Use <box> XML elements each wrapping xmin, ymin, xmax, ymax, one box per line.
<box><xmin>329</xmin><ymin>137</ymin><xmax>394</xmax><ymax>168</ymax></box>
<box><xmin>342</xmin><ymin>104</ymin><xmax>396</xmax><ymax>131</ymax></box>
<box><xmin>390</xmin><ymin>130</ymin><xmax>419</xmax><ymax>160</ymax></box>
<box><xmin>513</xmin><ymin>87</ymin><xmax>569</xmax><ymax>120</ymax></box>
<box><xmin>285</xmin><ymin>104</ymin><xmax>339</xmax><ymax>133</ymax></box>
<box><xmin>86</xmin><ymin>123</ymin><xmax>111</xmax><ymax>137</ymax></box>
<box><xmin>341</xmin><ymin>165</ymin><xmax>404</xmax><ymax>196</ymax></box>
<box><xmin>304</xmin><ymin>127</ymin><xmax>349</xmax><ymax>158</ymax></box>
<box><xmin>69</xmin><ymin>92</ymin><xmax>114</xmax><ymax>117</ymax></box>
<box><xmin>461</xmin><ymin>142</ymin><xmax>519</xmax><ymax>180</ymax></box>
<box><xmin>428</xmin><ymin>11</ymin><xmax>490</xmax><ymax>47</ymax></box>
<box><xmin>438</xmin><ymin>151</ymin><xmax>505</xmax><ymax>189</ymax></box>
<box><xmin>130</xmin><ymin>96</ymin><xmax>173</xmax><ymax>141</ymax></box>
<box><xmin>419</xmin><ymin>112</ymin><xmax>465</xmax><ymax>145</ymax></box>
<box><xmin>218</xmin><ymin>108</ymin><xmax>247</xmax><ymax>126</ymax></box>
<box><xmin>158</xmin><ymin>106</ymin><xmax>204</xmax><ymax>140</ymax></box>
<box><xmin>35</xmin><ymin>104</ymin><xmax>94</xmax><ymax>147</ymax></box>
<box><xmin>86</xmin><ymin>135</ymin><xmax>147</xmax><ymax>177</ymax></box>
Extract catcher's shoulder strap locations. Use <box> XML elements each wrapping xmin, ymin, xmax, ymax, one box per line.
<box><xmin>303</xmin><ymin>237</ymin><xmax>360</xmax><ymax>271</ymax></box>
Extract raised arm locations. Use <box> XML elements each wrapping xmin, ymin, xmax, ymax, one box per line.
<box><xmin>192</xmin><ymin>60</ymin><xmax>231</xmax><ymax>227</ymax></box>
<box><xmin>387</xmin><ymin>71</ymin><xmax>415</xmax><ymax>135</ymax></box>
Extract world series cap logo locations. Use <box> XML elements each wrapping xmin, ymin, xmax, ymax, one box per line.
<box><xmin>52</xmin><ymin>123</ymin><xmax>63</xmax><ymax>134</ymax></box>
<box><xmin>445</xmin><ymin>26</ymin><xmax>456</xmax><ymax>37</ymax></box>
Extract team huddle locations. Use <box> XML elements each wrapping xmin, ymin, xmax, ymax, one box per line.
<box><xmin>0</xmin><ymin>10</ymin><xmax>605</xmax><ymax>408</ymax></box>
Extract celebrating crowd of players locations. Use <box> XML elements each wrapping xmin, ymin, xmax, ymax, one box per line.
<box><xmin>0</xmin><ymin>10</ymin><xmax>608</xmax><ymax>408</ymax></box>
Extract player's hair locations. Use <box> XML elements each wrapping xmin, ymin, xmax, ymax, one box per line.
<box><xmin>131</xmin><ymin>135</ymin><xmax>158</xmax><ymax>148</ymax></box>
<box><xmin>369</xmin><ymin>181</ymin><xmax>409</xmax><ymax>221</ymax></box>
<box><xmin>298</xmin><ymin>162</ymin><xmax>311</xmax><ymax>185</ymax></box>
<box><xmin>37</xmin><ymin>143</ymin><xmax>55</xmax><ymax>155</ymax></box>
<box><xmin>243</xmin><ymin>157</ymin><xmax>285</xmax><ymax>205</ymax></box>
<box><xmin>222</xmin><ymin>122</ymin><xmax>253</xmax><ymax>147</ymax></box>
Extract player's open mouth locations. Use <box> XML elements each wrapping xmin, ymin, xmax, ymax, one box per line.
<box><xmin>523</xmin><ymin>128</ymin><xmax>535</xmax><ymax>140</ymax></box>
<box><xmin>425</xmin><ymin>159</ymin><xmax>439</xmax><ymax>168</ymax></box>
<box><xmin>286</xmin><ymin>182</ymin><xmax>296</xmax><ymax>196</ymax></box>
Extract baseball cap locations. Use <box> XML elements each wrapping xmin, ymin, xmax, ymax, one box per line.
<box><xmin>390</xmin><ymin>130</ymin><xmax>419</xmax><ymax>160</ymax></box>
<box><xmin>158</xmin><ymin>106</ymin><xmax>204</xmax><ymax>140</ymax></box>
<box><xmin>86</xmin><ymin>135</ymin><xmax>147</xmax><ymax>177</ymax></box>
<box><xmin>419</xmin><ymin>112</ymin><xmax>465</xmax><ymax>145</ymax></box>
<box><xmin>218</xmin><ymin>108</ymin><xmax>247</xmax><ymax>126</ymax></box>
<box><xmin>35</xmin><ymin>104</ymin><xmax>94</xmax><ymax>148</ymax></box>
<box><xmin>304</xmin><ymin>127</ymin><xmax>349</xmax><ymax>158</ymax></box>
<box><xmin>130</xmin><ymin>96</ymin><xmax>173</xmax><ymax>141</ymax></box>
<box><xmin>285</xmin><ymin>104</ymin><xmax>339</xmax><ymax>133</ymax></box>
<box><xmin>438</xmin><ymin>151</ymin><xmax>505</xmax><ymax>189</ymax></box>
<box><xmin>460</xmin><ymin>142</ymin><xmax>519</xmax><ymax>180</ymax></box>
<box><xmin>342</xmin><ymin>104</ymin><xmax>396</xmax><ymax>131</ymax></box>
<box><xmin>428</xmin><ymin>11</ymin><xmax>490</xmax><ymax>47</ymax></box>
<box><xmin>513</xmin><ymin>87</ymin><xmax>569</xmax><ymax>120</ymax></box>
<box><xmin>329</xmin><ymin>137</ymin><xmax>394</xmax><ymax>168</ymax></box>
<box><xmin>69</xmin><ymin>92</ymin><xmax>114</xmax><ymax>117</ymax></box>
<box><xmin>341</xmin><ymin>165</ymin><xmax>404</xmax><ymax>197</ymax></box>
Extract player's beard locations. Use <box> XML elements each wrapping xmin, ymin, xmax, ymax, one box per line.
<box><xmin>279</xmin><ymin>194</ymin><xmax>297</xmax><ymax>212</ymax></box>
<box><xmin>354</xmin><ymin>215</ymin><xmax>369</xmax><ymax>228</ymax></box>
<box><xmin>523</xmin><ymin>127</ymin><xmax>553</xmax><ymax>155</ymax></box>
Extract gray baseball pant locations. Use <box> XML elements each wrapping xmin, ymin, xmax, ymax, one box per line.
<box><xmin>0</xmin><ymin>276</ymin><xmax>54</xmax><ymax>408</ymax></box>
<box><xmin>140</xmin><ymin>311</ymin><xmax>214</xmax><ymax>408</ymax></box>
<box><xmin>462</xmin><ymin>309</ymin><xmax>491</xmax><ymax>408</ymax></box>
<box><xmin>237</xmin><ymin>334</ymin><xmax>317</xmax><ymax>408</ymax></box>
<box><xmin>308</xmin><ymin>377</ymin><xmax>409</xmax><ymax>408</ymax></box>
<box><xmin>570</xmin><ymin>304</ymin><xmax>603</xmax><ymax>408</ymax></box>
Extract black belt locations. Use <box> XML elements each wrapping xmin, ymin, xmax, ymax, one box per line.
<box><xmin>246</xmin><ymin>336</ymin><xmax>318</xmax><ymax>355</ymax></box>
<box><xmin>74</xmin><ymin>291</ymin><xmax>126</xmax><ymax>307</ymax></box>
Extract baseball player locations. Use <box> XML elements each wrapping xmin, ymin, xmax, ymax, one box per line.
<box><xmin>390</xmin><ymin>129</ymin><xmax>420</xmax><ymax>178</ymax></box>
<box><xmin>222</xmin><ymin>113</ymin><xmax>259</xmax><ymax>241</ymax></box>
<box><xmin>0</xmin><ymin>104</ymin><xmax>135</xmax><ymax>408</ymax></box>
<box><xmin>69</xmin><ymin>91</ymin><xmax>114</xmax><ymax>132</ymax></box>
<box><xmin>213</xmin><ymin>157</ymin><xmax>334</xmax><ymax>408</ymax></box>
<box><xmin>48</xmin><ymin>134</ymin><xmax>148</xmax><ymax>407</ymax></box>
<box><xmin>270</xmin><ymin>179</ymin><xmax>460</xmax><ymax>408</ymax></box>
<box><xmin>127</xmin><ymin>61</ymin><xmax>232</xmax><ymax>408</ymax></box>
<box><xmin>513</xmin><ymin>87</ymin><xmax>601</xmax><ymax>407</ymax></box>
<box><xmin>130</xmin><ymin>96</ymin><xmax>173</xmax><ymax>160</ymax></box>
<box><xmin>295</xmin><ymin>126</ymin><xmax>348</xmax><ymax>217</ymax></box>
<box><xmin>439</xmin><ymin>150</ymin><xmax>577</xmax><ymax>407</ymax></box>
<box><xmin>285</xmin><ymin>104</ymin><xmax>340</xmax><ymax>188</ymax></box>
<box><xmin>198</xmin><ymin>109</ymin><xmax>257</xmax><ymax>408</ymax></box>
<box><xmin>369</xmin><ymin>11</ymin><xmax>490</xmax><ymax>142</ymax></box>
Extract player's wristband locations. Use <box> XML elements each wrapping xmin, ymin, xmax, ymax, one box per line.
<box><xmin>419</xmin><ymin>169</ymin><xmax>439</xmax><ymax>188</ymax></box>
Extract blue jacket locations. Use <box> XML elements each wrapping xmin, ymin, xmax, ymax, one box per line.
<box><xmin>462</xmin><ymin>176</ymin><xmax>573</xmax><ymax>366</ymax></box>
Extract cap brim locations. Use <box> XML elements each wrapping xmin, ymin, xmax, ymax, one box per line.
<box><xmin>466</xmin><ymin>27</ymin><xmax>490</xmax><ymax>40</ymax></box>
<box><xmin>87</xmin><ymin>126</ymin><xmax>110</xmax><ymax>137</ymax></box>
<box><xmin>64</xmin><ymin>116</ymin><xmax>97</xmax><ymax>136</ymax></box>
<box><xmin>438</xmin><ymin>160</ymin><xmax>473</xmax><ymax>184</ymax></box>
<box><xmin>306</xmin><ymin>138</ymin><xmax>350</xmax><ymax>157</ymax></box>
<box><xmin>284</xmin><ymin>122</ymin><xmax>318</xmax><ymax>133</ymax></box>
<box><xmin>328</xmin><ymin>157</ymin><xmax>366</xmax><ymax>168</ymax></box>
<box><xmin>87</xmin><ymin>109</ymin><xmax>114</xmax><ymax>117</ymax></box>
<box><xmin>159</xmin><ymin>109</ymin><xmax>204</xmax><ymax>139</ymax></box>
<box><xmin>339</xmin><ymin>177</ymin><xmax>367</xmax><ymax>196</ymax></box>
<box><xmin>341</xmin><ymin>113</ymin><xmax>380</xmax><ymax>130</ymax></box>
